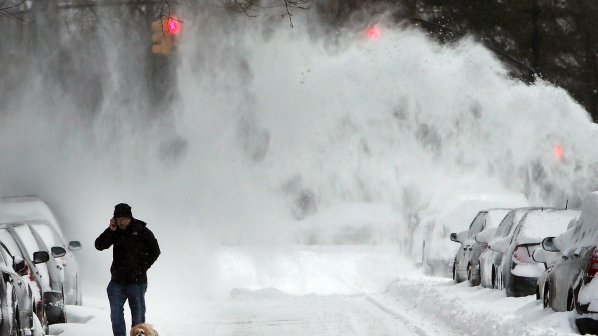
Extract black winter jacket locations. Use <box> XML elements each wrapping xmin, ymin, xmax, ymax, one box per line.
<box><xmin>95</xmin><ymin>218</ymin><xmax>161</xmax><ymax>284</ymax></box>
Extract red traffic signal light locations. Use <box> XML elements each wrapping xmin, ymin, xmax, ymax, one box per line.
<box><xmin>553</xmin><ymin>144</ymin><xmax>565</xmax><ymax>161</ymax></box>
<box><xmin>151</xmin><ymin>17</ymin><xmax>182</xmax><ymax>56</ymax></box>
<box><xmin>166</xmin><ymin>18</ymin><xmax>181</xmax><ymax>35</ymax></box>
<box><xmin>367</xmin><ymin>26</ymin><xmax>381</xmax><ymax>40</ymax></box>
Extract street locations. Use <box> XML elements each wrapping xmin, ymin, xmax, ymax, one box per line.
<box><xmin>49</xmin><ymin>246</ymin><xmax>577</xmax><ymax>336</ymax></box>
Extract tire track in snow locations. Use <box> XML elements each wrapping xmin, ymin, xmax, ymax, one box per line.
<box><xmin>365</xmin><ymin>295</ymin><xmax>430</xmax><ymax>336</ymax></box>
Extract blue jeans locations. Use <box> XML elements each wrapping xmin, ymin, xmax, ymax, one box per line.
<box><xmin>107</xmin><ymin>280</ymin><xmax>148</xmax><ymax>336</ymax></box>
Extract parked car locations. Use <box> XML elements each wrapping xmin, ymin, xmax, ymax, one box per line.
<box><xmin>0</xmin><ymin>222</ymin><xmax>69</xmax><ymax>333</ymax></box>
<box><xmin>0</xmin><ymin>196</ymin><xmax>82</xmax><ymax>305</ymax></box>
<box><xmin>539</xmin><ymin>192</ymin><xmax>598</xmax><ymax>334</ymax></box>
<box><xmin>533</xmin><ymin>247</ymin><xmax>564</xmax><ymax>308</ymax></box>
<box><xmin>0</xmin><ymin>226</ymin><xmax>51</xmax><ymax>332</ymax></box>
<box><xmin>490</xmin><ymin>208</ymin><xmax>580</xmax><ymax>297</ymax></box>
<box><xmin>0</xmin><ymin>196</ymin><xmax>68</xmax><ymax>240</ymax></box>
<box><xmin>7</xmin><ymin>223</ymin><xmax>68</xmax><ymax>325</ymax></box>
<box><xmin>0</xmin><ymin>240</ymin><xmax>46</xmax><ymax>336</ymax></box>
<box><xmin>478</xmin><ymin>207</ymin><xmax>543</xmax><ymax>289</ymax></box>
<box><xmin>416</xmin><ymin>192</ymin><xmax>528</xmax><ymax>277</ymax></box>
<box><xmin>450</xmin><ymin>208</ymin><xmax>512</xmax><ymax>285</ymax></box>
<box><xmin>28</xmin><ymin>220</ymin><xmax>82</xmax><ymax>305</ymax></box>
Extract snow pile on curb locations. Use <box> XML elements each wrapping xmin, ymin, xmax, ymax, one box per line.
<box><xmin>386</xmin><ymin>277</ymin><xmax>578</xmax><ymax>336</ymax></box>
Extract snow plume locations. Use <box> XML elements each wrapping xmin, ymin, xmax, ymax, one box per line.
<box><xmin>0</xmin><ymin>6</ymin><xmax>597</xmax><ymax>296</ymax></box>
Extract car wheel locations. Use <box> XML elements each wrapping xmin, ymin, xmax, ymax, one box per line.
<box><xmin>12</xmin><ymin>305</ymin><xmax>19</xmax><ymax>336</ymax></box>
<box><xmin>452</xmin><ymin>263</ymin><xmax>456</xmax><ymax>282</ymax></box>
<box><xmin>35</xmin><ymin>301</ymin><xmax>48</xmax><ymax>334</ymax></box>
<box><xmin>467</xmin><ymin>264</ymin><xmax>473</xmax><ymax>283</ymax></box>
<box><xmin>468</xmin><ymin>264</ymin><xmax>480</xmax><ymax>286</ymax></box>
<box><xmin>568</xmin><ymin>289</ymin><xmax>575</xmax><ymax>311</ymax></box>
<box><xmin>492</xmin><ymin>266</ymin><xmax>498</xmax><ymax>289</ymax></box>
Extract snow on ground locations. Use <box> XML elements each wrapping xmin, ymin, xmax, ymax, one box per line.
<box><xmin>384</xmin><ymin>277</ymin><xmax>577</xmax><ymax>336</ymax></box>
<box><xmin>49</xmin><ymin>246</ymin><xmax>581</xmax><ymax>336</ymax></box>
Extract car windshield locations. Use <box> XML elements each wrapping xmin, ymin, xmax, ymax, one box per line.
<box><xmin>516</xmin><ymin>210</ymin><xmax>581</xmax><ymax>245</ymax></box>
<box><xmin>513</xmin><ymin>244</ymin><xmax>541</xmax><ymax>263</ymax></box>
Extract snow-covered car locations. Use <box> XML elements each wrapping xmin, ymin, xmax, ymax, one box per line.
<box><xmin>539</xmin><ymin>192</ymin><xmax>598</xmax><ymax>334</ymax></box>
<box><xmin>28</xmin><ymin>220</ymin><xmax>82</xmax><ymax>305</ymax></box>
<box><xmin>478</xmin><ymin>207</ymin><xmax>543</xmax><ymax>289</ymax></box>
<box><xmin>0</xmin><ymin>196</ymin><xmax>82</xmax><ymax>305</ymax></box>
<box><xmin>0</xmin><ymin>223</ymin><xmax>67</xmax><ymax>330</ymax></box>
<box><xmin>450</xmin><ymin>208</ymin><xmax>511</xmax><ymax>285</ymax></box>
<box><xmin>416</xmin><ymin>193</ymin><xmax>528</xmax><ymax>277</ymax></box>
<box><xmin>0</xmin><ymin>226</ymin><xmax>50</xmax><ymax>333</ymax></box>
<box><xmin>0</xmin><ymin>240</ymin><xmax>45</xmax><ymax>336</ymax></box>
<box><xmin>0</xmin><ymin>196</ymin><xmax>68</xmax><ymax>239</ymax></box>
<box><xmin>490</xmin><ymin>208</ymin><xmax>580</xmax><ymax>297</ymax></box>
<box><xmin>533</xmin><ymin>247</ymin><xmax>565</xmax><ymax>308</ymax></box>
<box><xmin>7</xmin><ymin>223</ymin><xmax>69</xmax><ymax>325</ymax></box>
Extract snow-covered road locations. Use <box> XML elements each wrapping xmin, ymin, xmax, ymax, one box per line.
<box><xmin>196</xmin><ymin>292</ymin><xmax>432</xmax><ymax>335</ymax></box>
<box><xmin>48</xmin><ymin>246</ymin><xmax>581</xmax><ymax>336</ymax></box>
<box><xmin>50</xmin><ymin>277</ymin><xmax>580</xmax><ymax>336</ymax></box>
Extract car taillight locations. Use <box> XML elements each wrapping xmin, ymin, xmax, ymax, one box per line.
<box><xmin>586</xmin><ymin>247</ymin><xmax>598</xmax><ymax>277</ymax></box>
<box><xmin>513</xmin><ymin>244</ymin><xmax>539</xmax><ymax>264</ymax></box>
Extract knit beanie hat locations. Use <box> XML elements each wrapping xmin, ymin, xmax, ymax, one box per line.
<box><xmin>113</xmin><ymin>203</ymin><xmax>132</xmax><ymax>218</ymax></box>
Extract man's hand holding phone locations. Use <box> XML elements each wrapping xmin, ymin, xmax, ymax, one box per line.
<box><xmin>109</xmin><ymin>218</ymin><xmax>117</xmax><ymax>231</ymax></box>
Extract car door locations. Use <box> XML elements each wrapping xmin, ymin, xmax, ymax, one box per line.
<box><xmin>549</xmin><ymin>246</ymin><xmax>583</xmax><ymax>311</ymax></box>
<box><xmin>9</xmin><ymin>226</ymin><xmax>56</xmax><ymax>290</ymax></box>
<box><xmin>30</xmin><ymin>222</ymin><xmax>81</xmax><ymax>305</ymax></box>
<box><xmin>0</xmin><ymin>228</ymin><xmax>49</xmax><ymax>292</ymax></box>
<box><xmin>464</xmin><ymin>212</ymin><xmax>487</xmax><ymax>268</ymax></box>
<box><xmin>455</xmin><ymin>212</ymin><xmax>486</xmax><ymax>276</ymax></box>
<box><xmin>0</xmin><ymin>249</ymin><xmax>15</xmax><ymax>335</ymax></box>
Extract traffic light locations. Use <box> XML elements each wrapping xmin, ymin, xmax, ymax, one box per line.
<box><xmin>366</xmin><ymin>26</ymin><xmax>381</xmax><ymax>40</ymax></box>
<box><xmin>151</xmin><ymin>17</ymin><xmax>182</xmax><ymax>56</ymax></box>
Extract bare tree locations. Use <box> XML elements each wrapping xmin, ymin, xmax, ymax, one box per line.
<box><xmin>222</xmin><ymin>0</ymin><xmax>310</xmax><ymax>27</ymax></box>
<box><xmin>0</xmin><ymin>0</ymin><xmax>29</xmax><ymax>21</ymax></box>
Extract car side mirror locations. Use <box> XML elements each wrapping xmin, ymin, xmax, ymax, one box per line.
<box><xmin>51</xmin><ymin>246</ymin><xmax>67</xmax><ymax>258</ymax></box>
<box><xmin>450</xmin><ymin>233</ymin><xmax>459</xmax><ymax>242</ymax></box>
<box><xmin>68</xmin><ymin>241</ymin><xmax>82</xmax><ymax>251</ymax></box>
<box><xmin>12</xmin><ymin>257</ymin><xmax>27</xmax><ymax>275</ymax></box>
<box><xmin>33</xmin><ymin>251</ymin><xmax>50</xmax><ymax>264</ymax></box>
<box><xmin>542</xmin><ymin>237</ymin><xmax>560</xmax><ymax>252</ymax></box>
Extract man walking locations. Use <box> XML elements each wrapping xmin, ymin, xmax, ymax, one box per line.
<box><xmin>95</xmin><ymin>203</ymin><xmax>161</xmax><ymax>336</ymax></box>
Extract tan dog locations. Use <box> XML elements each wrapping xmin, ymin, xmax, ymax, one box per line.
<box><xmin>130</xmin><ymin>323</ymin><xmax>159</xmax><ymax>336</ymax></box>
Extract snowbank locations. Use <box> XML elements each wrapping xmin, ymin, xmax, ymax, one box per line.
<box><xmin>385</xmin><ymin>278</ymin><xmax>578</xmax><ymax>336</ymax></box>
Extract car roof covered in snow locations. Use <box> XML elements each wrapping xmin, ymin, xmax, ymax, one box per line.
<box><xmin>485</xmin><ymin>209</ymin><xmax>512</xmax><ymax>229</ymax></box>
<box><xmin>0</xmin><ymin>196</ymin><xmax>66</xmax><ymax>241</ymax></box>
<box><xmin>515</xmin><ymin>208</ymin><xmax>580</xmax><ymax>245</ymax></box>
<box><xmin>424</xmin><ymin>192</ymin><xmax>529</xmax><ymax>233</ymax></box>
